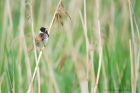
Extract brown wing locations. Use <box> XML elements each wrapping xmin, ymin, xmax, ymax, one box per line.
<box><xmin>35</xmin><ymin>35</ymin><xmax>42</xmax><ymax>45</ymax></box>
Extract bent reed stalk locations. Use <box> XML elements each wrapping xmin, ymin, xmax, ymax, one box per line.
<box><xmin>27</xmin><ymin>0</ymin><xmax>63</xmax><ymax>92</ymax></box>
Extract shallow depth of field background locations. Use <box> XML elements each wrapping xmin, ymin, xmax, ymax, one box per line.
<box><xmin>0</xmin><ymin>0</ymin><xmax>140</xmax><ymax>93</ymax></box>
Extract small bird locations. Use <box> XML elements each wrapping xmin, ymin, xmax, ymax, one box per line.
<box><xmin>35</xmin><ymin>27</ymin><xmax>49</xmax><ymax>50</ymax></box>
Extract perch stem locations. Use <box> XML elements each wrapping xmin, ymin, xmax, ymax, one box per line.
<box><xmin>27</xmin><ymin>0</ymin><xmax>62</xmax><ymax>92</ymax></box>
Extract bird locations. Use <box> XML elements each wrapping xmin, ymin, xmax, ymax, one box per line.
<box><xmin>35</xmin><ymin>27</ymin><xmax>49</xmax><ymax>50</ymax></box>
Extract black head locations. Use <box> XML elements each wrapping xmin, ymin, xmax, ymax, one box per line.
<box><xmin>40</xmin><ymin>27</ymin><xmax>49</xmax><ymax>37</ymax></box>
<box><xmin>40</xmin><ymin>27</ymin><xmax>46</xmax><ymax>33</ymax></box>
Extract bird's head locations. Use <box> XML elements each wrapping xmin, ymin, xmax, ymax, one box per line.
<box><xmin>40</xmin><ymin>27</ymin><xmax>49</xmax><ymax>37</ymax></box>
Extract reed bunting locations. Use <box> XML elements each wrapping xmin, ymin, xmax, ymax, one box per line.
<box><xmin>35</xmin><ymin>27</ymin><xmax>49</xmax><ymax>49</ymax></box>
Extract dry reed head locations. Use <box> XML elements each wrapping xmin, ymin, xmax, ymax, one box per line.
<box><xmin>57</xmin><ymin>55</ymin><xmax>67</xmax><ymax>72</ymax></box>
<box><xmin>55</xmin><ymin>1</ymin><xmax>71</xmax><ymax>27</ymax></box>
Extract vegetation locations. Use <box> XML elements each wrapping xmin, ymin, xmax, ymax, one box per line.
<box><xmin>0</xmin><ymin>0</ymin><xmax>140</xmax><ymax>93</ymax></box>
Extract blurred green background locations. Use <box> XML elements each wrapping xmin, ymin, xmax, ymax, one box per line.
<box><xmin>0</xmin><ymin>0</ymin><xmax>140</xmax><ymax>93</ymax></box>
